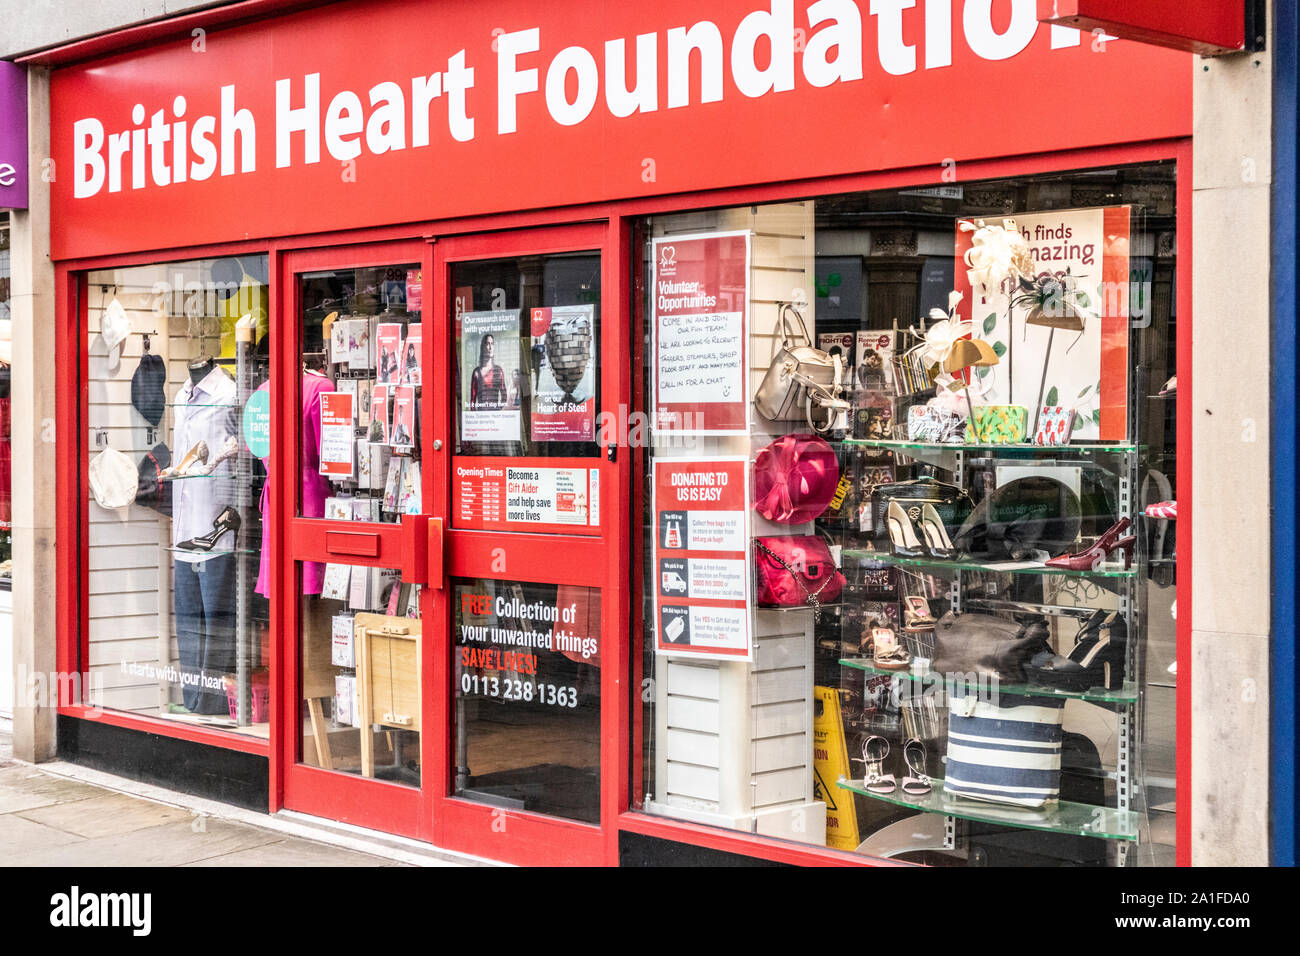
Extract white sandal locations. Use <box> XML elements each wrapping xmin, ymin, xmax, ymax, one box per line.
<box><xmin>854</xmin><ymin>736</ymin><xmax>896</xmax><ymax>794</ymax></box>
<box><xmin>901</xmin><ymin>738</ymin><xmax>933</xmax><ymax>796</ymax></box>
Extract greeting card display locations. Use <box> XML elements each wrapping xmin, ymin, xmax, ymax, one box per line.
<box><xmin>403</xmin><ymin>324</ymin><xmax>423</xmax><ymax>385</ymax></box>
<box><xmin>375</xmin><ymin>323</ymin><xmax>403</xmax><ymax>385</ymax></box>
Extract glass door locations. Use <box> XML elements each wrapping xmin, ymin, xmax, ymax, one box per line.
<box><xmin>426</xmin><ymin>224</ymin><xmax>625</xmax><ymax>865</ymax></box>
<box><xmin>278</xmin><ymin>240</ymin><xmax>434</xmax><ymax>840</ymax></box>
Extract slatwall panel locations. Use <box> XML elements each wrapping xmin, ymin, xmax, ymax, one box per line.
<box><xmin>661</xmin><ymin>660</ymin><xmax>722</xmax><ymax>807</ymax></box>
<box><xmin>84</xmin><ymin>268</ymin><xmax>218</xmax><ymax>716</ymax></box>
<box><xmin>651</xmin><ymin>203</ymin><xmax>821</xmax><ymax>836</ymax></box>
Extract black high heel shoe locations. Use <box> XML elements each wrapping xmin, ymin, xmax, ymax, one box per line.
<box><xmin>1025</xmin><ymin>610</ymin><xmax>1128</xmax><ymax>690</ymax></box>
<box><xmin>177</xmin><ymin>506</ymin><xmax>241</xmax><ymax>552</ymax></box>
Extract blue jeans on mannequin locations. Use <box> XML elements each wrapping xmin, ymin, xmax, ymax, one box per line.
<box><xmin>174</xmin><ymin>555</ymin><xmax>236</xmax><ymax>714</ymax></box>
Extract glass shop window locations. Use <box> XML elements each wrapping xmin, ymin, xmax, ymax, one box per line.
<box><xmin>84</xmin><ymin>255</ymin><xmax>271</xmax><ymax>735</ymax></box>
<box><xmin>636</xmin><ymin>164</ymin><xmax>1178</xmax><ymax>866</ymax></box>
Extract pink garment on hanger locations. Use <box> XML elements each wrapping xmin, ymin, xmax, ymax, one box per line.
<box><xmin>255</xmin><ymin>373</ymin><xmax>335</xmax><ymax>596</ymax></box>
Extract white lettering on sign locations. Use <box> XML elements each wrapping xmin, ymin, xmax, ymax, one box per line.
<box><xmin>0</xmin><ymin>162</ymin><xmax>15</xmax><ymax>186</ymax></box>
<box><xmin>70</xmin><ymin>1</ymin><xmax>1090</xmax><ymax>199</ymax></box>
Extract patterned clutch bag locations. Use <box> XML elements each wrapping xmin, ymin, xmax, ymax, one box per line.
<box><xmin>1034</xmin><ymin>406</ymin><xmax>1076</xmax><ymax>446</ymax></box>
<box><xmin>964</xmin><ymin>405</ymin><xmax>1028</xmax><ymax>444</ymax></box>
<box><xmin>908</xmin><ymin>405</ymin><xmax>966</xmax><ymax>443</ymax></box>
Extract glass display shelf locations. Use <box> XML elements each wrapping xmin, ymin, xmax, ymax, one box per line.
<box><xmin>164</xmin><ymin>402</ymin><xmax>239</xmax><ymax>408</ymax></box>
<box><xmin>840</xmin><ymin>549</ymin><xmax>1137</xmax><ymax>579</ymax></box>
<box><xmin>163</xmin><ymin>547</ymin><xmax>256</xmax><ymax>557</ymax></box>
<box><xmin>838</xmin><ymin>657</ymin><xmax>1139</xmax><ymax>704</ymax></box>
<box><xmin>162</xmin><ymin>472</ymin><xmax>243</xmax><ymax>481</ymax></box>
<box><xmin>841</xmin><ymin>439</ymin><xmax>1138</xmax><ymax>455</ymax></box>
<box><xmin>757</xmin><ymin>603</ymin><xmax>850</xmax><ymax>614</ymax></box>
<box><xmin>835</xmin><ymin>777</ymin><xmax>1139</xmax><ymax>841</ymax></box>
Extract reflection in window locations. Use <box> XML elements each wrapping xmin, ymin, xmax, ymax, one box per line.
<box><xmin>84</xmin><ymin>255</ymin><xmax>270</xmax><ymax>734</ymax></box>
<box><xmin>453</xmin><ymin>578</ymin><xmax>601</xmax><ymax>823</ymax></box>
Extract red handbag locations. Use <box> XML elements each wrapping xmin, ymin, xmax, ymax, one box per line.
<box><xmin>754</xmin><ymin>536</ymin><xmax>846</xmax><ymax>619</ymax></box>
<box><xmin>752</xmin><ymin>433</ymin><xmax>840</xmax><ymax>524</ymax></box>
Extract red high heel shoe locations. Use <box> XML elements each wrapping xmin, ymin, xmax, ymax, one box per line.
<box><xmin>1045</xmin><ymin>518</ymin><xmax>1133</xmax><ymax>571</ymax></box>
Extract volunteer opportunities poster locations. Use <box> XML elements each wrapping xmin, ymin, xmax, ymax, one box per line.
<box><xmin>460</xmin><ymin>309</ymin><xmax>522</xmax><ymax>442</ymax></box>
<box><xmin>652</xmin><ymin>457</ymin><xmax>751</xmax><ymax>660</ymax></box>
<box><xmin>652</xmin><ymin>231</ymin><xmax>749</xmax><ymax>434</ymax></box>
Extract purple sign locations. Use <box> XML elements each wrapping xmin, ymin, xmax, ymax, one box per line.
<box><xmin>1</xmin><ymin>61</ymin><xmax>27</xmax><ymax>210</ymax></box>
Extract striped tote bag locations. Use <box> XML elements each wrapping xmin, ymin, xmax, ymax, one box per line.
<box><xmin>944</xmin><ymin>693</ymin><xmax>1065</xmax><ymax>808</ymax></box>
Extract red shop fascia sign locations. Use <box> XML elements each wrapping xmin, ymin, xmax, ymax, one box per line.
<box><xmin>49</xmin><ymin>0</ymin><xmax>1191</xmax><ymax>260</ymax></box>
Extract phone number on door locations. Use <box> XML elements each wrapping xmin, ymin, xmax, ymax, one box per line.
<box><xmin>460</xmin><ymin>674</ymin><xmax>579</xmax><ymax>708</ymax></box>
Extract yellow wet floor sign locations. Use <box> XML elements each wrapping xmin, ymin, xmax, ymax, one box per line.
<box><xmin>813</xmin><ymin>685</ymin><xmax>860</xmax><ymax>851</ymax></box>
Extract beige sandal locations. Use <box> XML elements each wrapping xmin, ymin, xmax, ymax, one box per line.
<box><xmin>872</xmin><ymin>627</ymin><xmax>911</xmax><ymax>671</ymax></box>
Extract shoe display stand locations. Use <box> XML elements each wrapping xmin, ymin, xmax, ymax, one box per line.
<box><xmin>831</xmin><ymin>440</ymin><xmax>1148</xmax><ymax>867</ymax></box>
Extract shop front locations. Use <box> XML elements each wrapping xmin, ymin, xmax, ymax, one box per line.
<box><xmin>48</xmin><ymin>0</ymin><xmax>1194</xmax><ymax>866</ymax></box>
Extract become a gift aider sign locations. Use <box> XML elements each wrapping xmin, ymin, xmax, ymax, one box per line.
<box><xmin>49</xmin><ymin>0</ymin><xmax>1190</xmax><ymax>258</ymax></box>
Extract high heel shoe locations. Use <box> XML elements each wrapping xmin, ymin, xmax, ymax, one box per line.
<box><xmin>886</xmin><ymin>500</ymin><xmax>926</xmax><ymax>558</ymax></box>
<box><xmin>901</xmin><ymin>738</ymin><xmax>933</xmax><ymax>796</ymax></box>
<box><xmin>1025</xmin><ymin>610</ymin><xmax>1128</xmax><ymax>690</ymax></box>
<box><xmin>852</xmin><ymin>736</ymin><xmax>896</xmax><ymax>794</ymax></box>
<box><xmin>161</xmin><ymin>440</ymin><xmax>209</xmax><ymax>479</ymax></box>
<box><xmin>916</xmin><ymin>503</ymin><xmax>960</xmax><ymax>560</ymax></box>
<box><xmin>176</xmin><ymin>506</ymin><xmax>241</xmax><ymax>551</ymax></box>
<box><xmin>1045</xmin><ymin>517</ymin><xmax>1133</xmax><ymax>571</ymax></box>
<box><xmin>191</xmin><ymin>436</ymin><xmax>240</xmax><ymax>475</ymax></box>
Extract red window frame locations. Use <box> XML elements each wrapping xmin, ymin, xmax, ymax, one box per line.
<box><xmin>53</xmin><ymin>138</ymin><xmax>1192</xmax><ymax>867</ymax></box>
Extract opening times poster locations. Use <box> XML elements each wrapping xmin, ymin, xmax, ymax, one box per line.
<box><xmin>455</xmin><ymin>462</ymin><xmax>600</xmax><ymax>534</ymax></box>
<box><xmin>652</xmin><ymin>231</ymin><xmax>749</xmax><ymax>435</ymax></box>
<box><xmin>460</xmin><ymin>309</ymin><xmax>522</xmax><ymax>442</ymax></box>
<box><xmin>531</xmin><ymin>304</ymin><xmax>596</xmax><ymax>441</ymax></box>
<box><xmin>653</xmin><ymin>457</ymin><xmax>751</xmax><ymax>660</ymax></box>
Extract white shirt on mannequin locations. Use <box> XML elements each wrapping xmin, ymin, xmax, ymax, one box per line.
<box><xmin>170</xmin><ymin>365</ymin><xmax>238</xmax><ymax>562</ymax></box>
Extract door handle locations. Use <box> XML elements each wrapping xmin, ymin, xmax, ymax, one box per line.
<box><xmin>398</xmin><ymin>514</ymin><xmax>444</xmax><ymax>588</ymax></box>
<box><xmin>427</xmin><ymin>517</ymin><xmax>444</xmax><ymax>587</ymax></box>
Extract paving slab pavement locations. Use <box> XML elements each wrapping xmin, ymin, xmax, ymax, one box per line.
<box><xmin>0</xmin><ymin>733</ymin><xmax>483</xmax><ymax>867</ymax></box>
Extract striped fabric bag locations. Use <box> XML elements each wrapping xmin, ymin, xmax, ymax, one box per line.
<box><xmin>944</xmin><ymin>693</ymin><xmax>1065</xmax><ymax>808</ymax></box>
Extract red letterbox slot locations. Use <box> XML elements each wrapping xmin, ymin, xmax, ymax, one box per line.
<box><xmin>325</xmin><ymin>531</ymin><xmax>381</xmax><ymax>557</ymax></box>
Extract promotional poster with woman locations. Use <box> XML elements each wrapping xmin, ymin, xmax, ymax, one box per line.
<box><xmin>460</xmin><ymin>309</ymin><xmax>522</xmax><ymax>442</ymax></box>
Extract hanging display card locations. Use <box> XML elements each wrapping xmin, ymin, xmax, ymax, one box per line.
<box><xmin>403</xmin><ymin>324</ymin><xmax>423</xmax><ymax>385</ymax></box>
<box><xmin>460</xmin><ymin>309</ymin><xmax>522</xmax><ymax>442</ymax></box>
<box><xmin>390</xmin><ymin>384</ymin><xmax>417</xmax><ymax>449</ymax></box>
<box><xmin>375</xmin><ymin>322</ymin><xmax>403</xmax><ymax>385</ymax></box>
<box><xmin>319</xmin><ymin>392</ymin><xmax>355</xmax><ymax>478</ymax></box>
<box><xmin>953</xmin><ymin>206</ymin><xmax>1131</xmax><ymax>441</ymax></box>
<box><xmin>369</xmin><ymin>384</ymin><xmax>390</xmax><ymax>443</ymax></box>
<box><xmin>652</xmin><ymin>457</ymin><xmax>752</xmax><ymax>660</ymax></box>
<box><xmin>652</xmin><ymin>231</ymin><xmax>749</xmax><ymax>435</ymax></box>
<box><xmin>530</xmin><ymin>305</ymin><xmax>596</xmax><ymax>441</ymax></box>
<box><xmin>406</xmin><ymin>269</ymin><xmax>423</xmax><ymax>314</ymax></box>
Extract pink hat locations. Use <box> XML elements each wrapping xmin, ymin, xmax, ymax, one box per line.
<box><xmin>752</xmin><ymin>434</ymin><xmax>840</xmax><ymax>524</ymax></box>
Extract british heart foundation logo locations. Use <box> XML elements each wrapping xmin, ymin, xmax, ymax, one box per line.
<box><xmin>659</xmin><ymin>245</ymin><xmax>676</xmax><ymax>276</ymax></box>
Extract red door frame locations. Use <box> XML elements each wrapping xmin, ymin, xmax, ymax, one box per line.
<box><xmin>52</xmin><ymin>138</ymin><xmax>1191</xmax><ymax>868</ymax></box>
<box><xmin>426</xmin><ymin>221</ymin><xmax>627</xmax><ymax>867</ymax></box>
<box><xmin>276</xmin><ymin>238</ymin><xmax>433</xmax><ymax>840</ymax></box>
